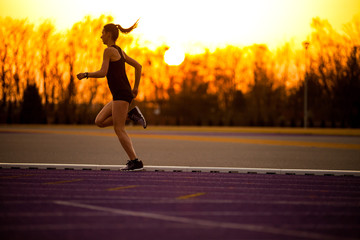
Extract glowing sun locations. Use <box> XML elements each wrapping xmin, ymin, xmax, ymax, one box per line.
<box><xmin>164</xmin><ymin>47</ymin><xmax>185</xmax><ymax>66</ymax></box>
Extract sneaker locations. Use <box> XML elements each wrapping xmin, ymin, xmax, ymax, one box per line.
<box><xmin>128</xmin><ymin>106</ymin><xmax>147</xmax><ymax>129</ymax></box>
<box><xmin>121</xmin><ymin>159</ymin><xmax>144</xmax><ymax>171</ymax></box>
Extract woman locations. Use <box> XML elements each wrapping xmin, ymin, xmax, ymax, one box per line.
<box><xmin>77</xmin><ymin>20</ymin><xmax>145</xmax><ymax>171</ymax></box>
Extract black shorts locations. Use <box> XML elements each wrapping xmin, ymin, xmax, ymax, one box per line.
<box><xmin>112</xmin><ymin>90</ymin><xmax>133</xmax><ymax>104</ymax></box>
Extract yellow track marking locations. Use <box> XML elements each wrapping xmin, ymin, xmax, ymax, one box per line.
<box><xmin>3</xmin><ymin>125</ymin><xmax>360</xmax><ymax>136</ymax></box>
<box><xmin>107</xmin><ymin>185</ymin><xmax>138</xmax><ymax>191</ymax></box>
<box><xmin>43</xmin><ymin>179</ymin><xmax>83</xmax><ymax>185</ymax></box>
<box><xmin>129</xmin><ymin>134</ymin><xmax>360</xmax><ymax>150</ymax></box>
<box><xmin>177</xmin><ymin>192</ymin><xmax>206</xmax><ymax>200</ymax></box>
<box><xmin>2</xmin><ymin>128</ymin><xmax>360</xmax><ymax>150</ymax></box>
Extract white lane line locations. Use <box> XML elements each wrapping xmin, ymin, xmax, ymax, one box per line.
<box><xmin>2</xmin><ymin>195</ymin><xmax>358</xmax><ymax>208</ymax></box>
<box><xmin>54</xmin><ymin>200</ymin><xmax>353</xmax><ymax>240</ymax></box>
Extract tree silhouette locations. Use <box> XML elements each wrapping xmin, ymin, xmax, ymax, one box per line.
<box><xmin>0</xmin><ymin>15</ymin><xmax>359</xmax><ymax>127</ymax></box>
<box><xmin>20</xmin><ymin>84</ymin><xmax>45</xmax><ymax>123</ymax></box>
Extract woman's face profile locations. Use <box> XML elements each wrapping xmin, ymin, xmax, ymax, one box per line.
<box><xmin>101</xmin><ymin>29</ymin><xmax>111</xmax><ymax>45</ymax></box>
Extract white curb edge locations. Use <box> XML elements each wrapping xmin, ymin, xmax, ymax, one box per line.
<box><xmin>1</xmin><ymin>163</ymin><xmax>359</xmax><ymax>176</ymax></box>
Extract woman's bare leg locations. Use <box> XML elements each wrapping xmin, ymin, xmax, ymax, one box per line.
<box><xmin>95</xmin><ymin>101</ymin><xmax>134</xmax><ymax>128</ymax></box>
<box><xmin>95</xmin><ymin>101</ymin><xmax>113</xmax><ymax>128</ymax></box>
<box><xmin>94</xmin><ymin>100</ymin><xmax>137</xmax><ymax>160</ymax></box>
<box><xmin>112</xmin><ymin>100</ymin><xmax>137</xmax><ymax>160</ymax></box>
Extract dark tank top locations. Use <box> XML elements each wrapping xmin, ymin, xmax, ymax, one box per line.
<box><xmin>106</xmin><ymin>45</ymin><xmax>132</xmax><ymax>100</ymax></box>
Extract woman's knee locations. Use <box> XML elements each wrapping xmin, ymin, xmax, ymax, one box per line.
<box><xmin>95</xmin><ymin>101</ymin><xmax>113</xmax><ymax>128</ymax></box>
<box><xmin>113</xmin><ymin>125</ymin><xmax>125</xmax><ymax>136</ymax></box>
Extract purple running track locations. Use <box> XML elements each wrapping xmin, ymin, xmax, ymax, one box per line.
<box><xmin>1</xmin><ymin>169</ymin><xmax>359</xmax><ymax>240</ymax></box>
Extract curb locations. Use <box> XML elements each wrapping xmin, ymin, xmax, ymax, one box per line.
<box><xmin>1</xmin><ymin>163</ymin><xmax>359</xmax><ymax>176</ymax></box>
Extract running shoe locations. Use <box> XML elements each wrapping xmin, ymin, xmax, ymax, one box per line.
<box><xmin>128</xmin><ymin>106</ymin><xmax>147</xmax><ymax>129</ymax></box>
<box><xmin>121</xmin><ymin>159</ymin><xmax>144</xmax><ymax>171</ymax></box>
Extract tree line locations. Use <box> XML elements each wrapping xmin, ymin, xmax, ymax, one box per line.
<box><xmin>0</xmin><ymin>15</ymin><xmax>359</xmax><ymax>127</ymax></box>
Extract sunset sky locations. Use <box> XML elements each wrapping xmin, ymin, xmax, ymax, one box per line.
<box><xmin>1</xmin><ymin>0</ymin><xmax>359</xmax><ymax>53</ymax></box>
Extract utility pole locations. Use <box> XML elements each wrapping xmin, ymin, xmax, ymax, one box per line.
<box><xmin>303</xmin><ymin>41</ymin><xmax>310</xmax><ymax>129</ymax></box>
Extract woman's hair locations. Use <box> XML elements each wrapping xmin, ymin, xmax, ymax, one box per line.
<box><xmin>104</xmin><ymin>19</ymin><xmax>139</xmax><ymax>41</ymax></box>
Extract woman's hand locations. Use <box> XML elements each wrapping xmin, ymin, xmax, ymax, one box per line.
<box><xmin>132</xmin><ymin>88</ymin><xmax>138</xmax><ymax>98</ymax></box>
<box><xmin>77</xmin><ymin>73</ymin><xmax>86</xmax><ymax>80</ymax></box>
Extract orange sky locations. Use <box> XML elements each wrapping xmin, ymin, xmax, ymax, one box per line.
<box><xmin>1</xmin><ymin>0</ymin><xmax>359</xmax><ymax>53</ymax></box>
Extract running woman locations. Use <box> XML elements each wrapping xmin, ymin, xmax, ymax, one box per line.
<box><xmin>77</xmin><ymin>20</ymin><xmax>146</xmax><ymax>171</ymax></box>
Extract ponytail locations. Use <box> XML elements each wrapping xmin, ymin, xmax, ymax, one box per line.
<box><xmin>104</xmin><ymin>19</ymin><xmax>139</xmax><ymax>41</ymax></box>
<box><xmin>116</xmin><ymin>19</ymin><xmax>139</xmax><ymax>34</ymax></box>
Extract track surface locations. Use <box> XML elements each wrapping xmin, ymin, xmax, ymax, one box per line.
<box><xmin>1</xmin><ymin>168</ymin><xmax>360</xmax><ymax>240</ymax></box>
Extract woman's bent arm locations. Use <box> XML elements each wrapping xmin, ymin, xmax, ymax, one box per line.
<box><xmin>123</xmin><ymin>51</ymin><xmax>142</xmax><ymax>97</ymax></box>
<box><xmin>77</xmin><ymin>48</ymin><xmax>111</xmax><ymax>80</ymax></box>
